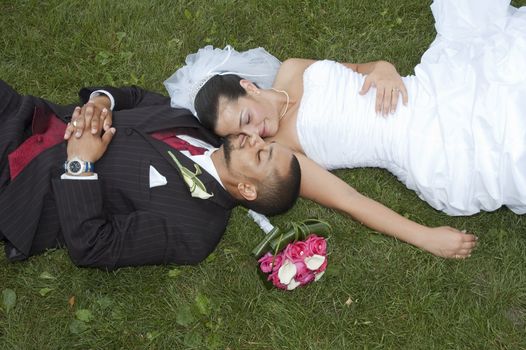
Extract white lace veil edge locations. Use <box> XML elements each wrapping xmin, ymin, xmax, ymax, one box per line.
<box><xmin>163</xmin><ymin>45</ymin><xmax>282</xmax><ymax>119</ymax></box>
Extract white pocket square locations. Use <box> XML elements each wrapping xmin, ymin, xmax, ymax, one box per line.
<box><xmin>149</xmin><ymin>165</ymin><xmax>167</xmax><ymax>188</ymax></box>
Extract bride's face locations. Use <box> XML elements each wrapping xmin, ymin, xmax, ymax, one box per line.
<box><xmin>215</xmin><ymin>94</ymin><xmax>280</xmax><ymax>138</ymax></box>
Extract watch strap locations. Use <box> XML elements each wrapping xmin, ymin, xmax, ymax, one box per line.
<box><xmin>84</xmin><ymin>161</ymin><xmax>95</xmax><ymax>173</ymax></box>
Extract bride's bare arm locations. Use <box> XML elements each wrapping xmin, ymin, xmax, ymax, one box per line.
<box><xmin>277</xmin><ymin>58</ymin><xmax>408</xmax><ymax>116</ymax></box>
<box><xmin>296</xmin><ymin>153</ymin><xmax>478</xmax><ymax>259</ymax></box>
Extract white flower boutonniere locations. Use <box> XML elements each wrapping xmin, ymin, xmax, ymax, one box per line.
<box><xmin>168</xmin><ymin>151</ymin><xmax>214</xmax><ymax>199</ymax></box>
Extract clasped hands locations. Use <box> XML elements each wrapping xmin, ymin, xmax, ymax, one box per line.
<box><xmin>64</xmin><ymin>96</ymin><xmax>116</xmax><ymax>163</ymax></box>
<box><xmin>360</xmin><ymin>60</ymin><xmax>408</xmax><ymax>116</ymax></box>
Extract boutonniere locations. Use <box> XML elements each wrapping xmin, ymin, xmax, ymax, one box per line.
<box><xmin>168</xmin><ymin>151</ymin><xmax>214</xmax><ymax>199</ymax></box>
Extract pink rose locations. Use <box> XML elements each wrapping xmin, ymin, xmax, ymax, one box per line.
<box><xmin>258</xmin><ymin>252</ymin><xmax>274</xmax><ymax>273</ymax></box>
<box><xmin>294</xmin><ymin>261</ymin><xmax>315</xmax><ymax>285</ymax></box>
<box><xmin>270</xmin><ymin>253</ymin><xmax>284</xmax><ymax>272</ymax></box>
<box><xmin>284</xmin><ymin>241</ymin><xmax>308</xmax><ymax>262</ymax></box>
<box><xmin>306</xmin><ymin>234</ymin><xmax>327</xmax><ymax>256</ymax></box>
<box><xmin>258</xmin><ymin>252</ymin><xmax>285</xmax><ymax>274</ymax></box>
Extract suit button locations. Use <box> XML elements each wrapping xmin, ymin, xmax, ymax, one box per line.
<box><xmin>125</xmin><ymin>128</ymin><xmax>133</xmax><ymax>136</ymax></box>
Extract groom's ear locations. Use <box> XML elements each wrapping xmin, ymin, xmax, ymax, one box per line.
<box><xmin>240</xmin><ymin>79</ymin><xmax>258</xmax><ymax>94</ymax></box>
<box><xmin>237</xmin><ymin>181</ymin><xmax>258</xmax><ymax>201</ymax></box>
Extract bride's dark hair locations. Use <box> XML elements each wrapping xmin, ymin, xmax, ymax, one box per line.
<box><xmin>195</xmin><ymin>74</ymin><xmax>248</xmax><ymax>131</ymax></box>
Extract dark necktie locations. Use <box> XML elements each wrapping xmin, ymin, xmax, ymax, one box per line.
<box><xmin>151</xmin><ymin>130</ymin><xmax>208</xmax><ymax>156</ymax></box>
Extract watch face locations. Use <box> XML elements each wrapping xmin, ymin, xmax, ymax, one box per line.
<box><xmin>69</xmin><ymin>160</ymin><xmax>82</xmax><ymax>174</ymax></box>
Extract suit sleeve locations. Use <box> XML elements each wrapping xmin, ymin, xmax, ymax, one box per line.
<box><xmin>78</xmin><ymin>85</ymin><xmax>171</xmax><ymax>111</ymax></box>
<box><xmin>51</xmin><ymin>178</ymin><xmax>211</xmax><ymax>269</ymax></box>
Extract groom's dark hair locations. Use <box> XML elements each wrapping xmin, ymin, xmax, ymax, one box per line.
<box><xmin>239</xmin><ymin>154</ymin><xmax>301</xmax><ymax>216</ymax></box>
<box><xmin>195</xmin><ymin>74</ymin><xmax>248</xmax><ymax>131</ymax></box>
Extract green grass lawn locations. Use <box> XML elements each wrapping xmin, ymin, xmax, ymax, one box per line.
<box><xmin>1</xmin><ymin>0</ymin><xmax>526</xmax><ymax>349</ymax></box>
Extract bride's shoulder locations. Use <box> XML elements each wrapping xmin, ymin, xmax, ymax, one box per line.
<box><xmin>278</xmin><ymin>58</ymin><xmax>316</xmax><ymax>76</ymax></box>
<box><xmin>274</xmin><ymin>58</ymin><xmax>317</xmax><ymax>89</ymax></box>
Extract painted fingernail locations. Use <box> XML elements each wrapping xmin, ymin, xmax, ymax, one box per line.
<box><xmin>92</xmin><ymin>128</ymin><xmax>97</xmax><ymax>133</ymax></box>
<box><xmin>75</xmin><ymin>131</ymin><xmax>81</xmax><ymax>137</ymax></box>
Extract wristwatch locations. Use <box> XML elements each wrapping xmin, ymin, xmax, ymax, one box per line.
<box><xmin>64</xmin><ymin>157</ymin><xmax>95</xmax><ymax>176</ymax></box>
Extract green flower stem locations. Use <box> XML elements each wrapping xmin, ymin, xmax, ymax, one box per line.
<box><xmin>269</xmin><ymin>222</ymin><xmax>331</xmax><ymax>253</ymax></box>
<box><xmin>252</xmin><ymin>220</ymin><xmax>331</xmax><ymax>258</ymax></box>
<box><xmin>251</xmin><ymin>227</ymin><xmax>282</xmax><ymax>258</ymax></box>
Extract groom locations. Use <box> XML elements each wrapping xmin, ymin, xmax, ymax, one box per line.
<box><xmin>0</xmin><ymin>81</ymin><xmax>300</xmax><ymax>270</ymax></box>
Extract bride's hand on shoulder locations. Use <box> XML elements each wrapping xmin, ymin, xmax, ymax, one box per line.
<box><xmin>359</xmin><ymin>60</ymin><xmax>408</xmax><ymax>116</ymax></box>
<box><xmin>420</xmin><ymin>226</ymin><xmax>478</xmax><ymax>259</ymax></box>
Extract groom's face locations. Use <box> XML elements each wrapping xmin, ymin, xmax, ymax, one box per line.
<box><xmin>222</xmin><ymin>133</ymin><xmax>293</xmax><ymax>182</ymax></box>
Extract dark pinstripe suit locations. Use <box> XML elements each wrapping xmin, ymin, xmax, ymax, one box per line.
<box><xmin>0</xmin><ymin>81</ymin><xmax>236</xmax><ymax>269</ymax></box>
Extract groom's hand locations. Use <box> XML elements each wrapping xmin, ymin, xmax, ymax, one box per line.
<box><xmin>66</xmin><ymin>106</ymin><xmax>116</xmax><ymax>163</ymax></box>
<box><xmin>64</xmin><ymin>95</ymin><xmax>113</xmax><ymax>140</ymax></box>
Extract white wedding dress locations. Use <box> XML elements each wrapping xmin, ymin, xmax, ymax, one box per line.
<box><xmin>296</xmin><ymin>0</ymin><xmax>526</xmax><ymax>215</ymax></box>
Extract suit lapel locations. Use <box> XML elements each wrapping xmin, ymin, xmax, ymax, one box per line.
<box><xmin>137</xmin><ymin>106</ymin><xmax>221</xmax><ymax>147</ymax></box>
<box><xmin>136</xmin><ymin>129</ymin><xmax>236</xmax><ymax>210</ymax></box>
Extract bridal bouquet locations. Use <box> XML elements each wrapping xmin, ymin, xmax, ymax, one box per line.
<box><xmin>248</xmin><ymin>211</ymin><xmax>331</xmax><ymax>291</ymax></box>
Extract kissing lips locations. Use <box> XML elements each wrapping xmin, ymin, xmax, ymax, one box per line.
<box><xmin>260</xmin><ymin>121</ymin><xmax>267</xmax><ymax>138</ymax></box>
<box><xmin>238</xmin><ymin>134</ymin><xmax>247</xmax><ymax>148</ymax></box>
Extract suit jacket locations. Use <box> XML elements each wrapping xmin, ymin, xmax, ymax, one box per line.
<box><xmin>0</xmin><ymin>82</ymin><xmax>236</xmax><ymax>269</ymax></box>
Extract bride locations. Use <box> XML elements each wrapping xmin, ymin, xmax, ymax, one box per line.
<box><xmin>164</xmin><ymin>0</ymin><xmax>526</xmax><ymax>258</ymax></box>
